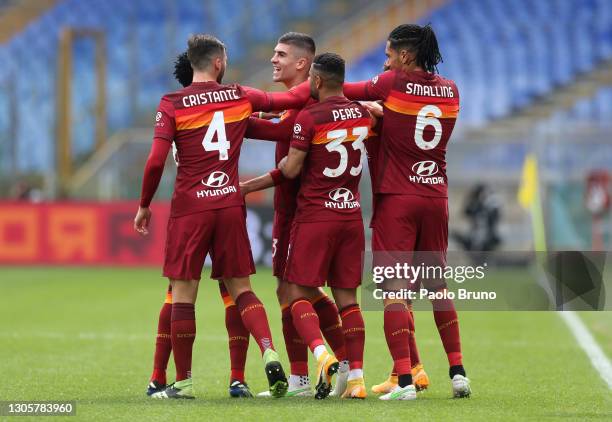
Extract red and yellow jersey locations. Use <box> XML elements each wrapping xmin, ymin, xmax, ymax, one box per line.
<box><xmin>154</xmin><ymin>81</ymin><xmax>268</xmax><ymax>217</ymax></box>
<box><xmin>290</xmin><ymin>96</ymin><xmax>371</xmax><ymax>222</ymax></box>
<box><xmin>272</xmin><ymin>99</ymin><xmax>318</xmax><ymax>217</ymax></box>
<box><xmin>345</xmin><ymin>69</ymin><xmax>459</xmax><ymax>198</ymax></box>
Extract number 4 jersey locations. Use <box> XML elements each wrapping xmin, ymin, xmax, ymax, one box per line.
<box><xmin>344</xmin><ymin>69</ymin><xmax>459</xmax><ymax>198</ymax></box>
<box><xmin>290</xmin><ymin>96</ymin><xmax>372</xmax><ymax>223</ymax></box>
<box><xmin>154</xmin><ymin>81</ymin><xmax>288</xmax><ymax>217</ymax></box>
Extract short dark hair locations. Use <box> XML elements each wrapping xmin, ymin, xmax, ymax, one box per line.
<box><xmin>278</xmin><ymin>32</ymin><xmax>316</xmax><ymax>55</ymax></box>
<box><xmin>174</xmin><ymin>51</ymin><xmax>193</xmax><ymax>87</ymax></box>
<box><xmin>388</xmin><ymin>23</ymin><xmax>442</xmax><ymax>73</ymax></box>
<box><xmin>312</xmin><ymin>52</ymin><xmax>345</xmax><ymax>87</ymax></box>
<box><xmin>187</xmin><ymin>34</ymin><xmax>225</xmax><ymax>71</ymax></box>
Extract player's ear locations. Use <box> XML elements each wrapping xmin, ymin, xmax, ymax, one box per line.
<box><xmin>295</xmin><ymin>57</ymin><xmax>307</xmax><ymax>71</ymax></box>
<box><xmin>400</xmin><ymin>49</ymin><xmax>412</xmax><ymax>66</ymax></box>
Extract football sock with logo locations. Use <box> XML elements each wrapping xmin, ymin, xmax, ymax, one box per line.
<box><xmin>150</xmin><ymin>286</ymin><xmax>173</xmax><ymax>385</ymax></box>
<box><xmin>431</xmin><ymin>292</ymin><xmax>463</xmax><ymax>368</ymax></box>
<box><xmin>281</xmin><ymin>305</ymin><xmax>309</xmax><ymax>376</ymax></box>
<box><xmin>219</xmin><ymin>282</ymin><xmax>249</xmax><ymax>382</ymax></box>
<box><xmin>235</xmin><ymin>291</ymin><xmax>275</xmax><ymax>354</ymax></box>
<box><xmin>171</xmin><ymin>302</ymin><xmax>196</xmax><ymax>382</ymax></box>
<box><xmin>407</xmin><ymin>309</ymin><xmax>421</xmax><ymax>367</ymax></box>
<box><xmin>339</xmin><ymin>304</ymin><xmax>365</xmax><ymax>372</ymax></box>
<box><xmin>384</xmin><ymin>302</ymin><xmax>412</xmax><ymax>386</ymax></box>
<box><xmin>313</xmin><ymin>294</ymin><xmax>346</xmax><ymax>361</ymax></box>
<box><xmin>290</xmin><ymin>298</ymin><xmax>325</xmax><ymax>352</ymax></box>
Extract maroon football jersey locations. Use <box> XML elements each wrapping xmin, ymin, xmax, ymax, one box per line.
<box><xmin>290</xmin><ymin>96</ymin><xmax>371</xmax><ymax>222</ymax></box>
<box><xmin>273</xmin><ymin>98</ymin><xmax>317</xmax><ymax>216</ymax></box>
<box><xmin>154</xmin><ymin>82</ymin><xmax>271</xmax><ymax>217</ymax></box>
<box><xmin>346</xmin><ymin>69</ymin><xmax>459</xmax><ymax>198</ymax></box>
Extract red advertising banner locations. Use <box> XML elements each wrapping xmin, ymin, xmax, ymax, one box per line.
<box><xmin>0</xmin><ymin>201</ymin><xmax>170</xmax><ymax>265</ymax></box>
<box><xmin>0</xmin><ymin>201</ymin><xmax>275</xmax><ymax>266</ymax></box>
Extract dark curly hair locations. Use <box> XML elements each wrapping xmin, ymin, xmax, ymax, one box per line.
<box><xmin>173</xmin><ymin>51</ymin><xmax>193</xmax><ymax>88</ymax></box>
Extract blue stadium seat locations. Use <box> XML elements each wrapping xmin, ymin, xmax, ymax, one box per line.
<box><xmin>1</xmin><ymin>0</ymin><xmax>611</xmax><ymax>172</ymax></box>
<box><xmin>348</xmin><ymin>0</ymin><xmax>612</xmax><ymax>128</ymax></box>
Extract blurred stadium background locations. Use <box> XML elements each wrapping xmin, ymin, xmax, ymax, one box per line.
<box><xmin>0</xmin><ymin>0</ymin><xmax>610</xmax><ymax>267</ymax></box>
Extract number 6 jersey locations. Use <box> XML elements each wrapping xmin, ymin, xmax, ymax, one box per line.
<box><xmin>290</xmin><ymin>96</ymin><xmax>372</xmax><ymax>223</ymax></box>
<box><xmin>344</xmin><ymin>69</ymin><xmax>459</xmax><ymax>198</ymax></box>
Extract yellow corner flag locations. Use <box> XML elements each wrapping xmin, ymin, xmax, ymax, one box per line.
<box><xmin>518</xmin><ymin>154</ymin><xmax>547</xmax><ymax>251</ymax></box>
<box><xmin>518</xmin><ymin>154</ymin><xmax>538</xmax><ymax>209</ymax></box>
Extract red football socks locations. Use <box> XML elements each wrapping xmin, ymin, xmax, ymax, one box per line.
<box><xmin>171</xmin><ymin>302</ymin><xmax>196</xmax><ymax>382</ymax></box>
<box><xmin>235</xmin><ymin>291</ymin><xmax>275</xmax><ymax>354</ymax></box>
<box><xmin>290</xmin><ymin>299</ymin><xmax>325</xmax><ymax>352</ymax></box>
<box><xmin>150</xmin><ymin>289</ymin><xmax>172</xmax><ymax>385</ymax></box>
<box><xmin>432</xmin><ymin>293</ymin><xmax>463</xmax><ymax>367</ymax></box>
<box><xmin>313</xmin><ymin>294</ymin><xmax>346</xmax><ymax>361</ymax></box>
<box><xmin>281</xmin><ymin>305</ymin><xmax>308</xmax><ymax>375</ymax></box>
<box><xmin>383</xmin><ymin>302</ymin><xmax>412</xmax><ymax>378</ymax></box>
<box><xmin>219</xmin><ymin>283</ymin><xmax>249</xmax><ymax>382</ymax></box>
<box><xmin>408</xmin><ymin>309</ymin><xmax>421</xmax><ymax>367</ymax></box>
<box><xmin>340</xmin><ymin>304</ymin><xmax>365</xmax><ymax>370</ymax></box>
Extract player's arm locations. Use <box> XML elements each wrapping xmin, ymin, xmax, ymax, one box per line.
<box><xmin>240</xmin><ymin>168</ymin><xmax>287</xmax><ymax>196</ymax></box>
<box><xmin>279</xmin><ymin>110</ymin><xmax>312</xmax><ymax>179</ymax></box>
<box><xmin>135</xmin><ymin>97</ymin><xmax>175</xmax><ymax>235</ymax></box>
<box><xmin>244</xmin><ymin>80</ymin><xmax>311</xmax><ymax>112</ymax></box>
<box><xmin>135</xmin><ymin>139</ymin><xmax>171</xmax><ymax>235</ymax></box>
<box><xmin>245</xmin><ymin>112</ymin><xmax>296</xmax><ymax>142</ymax></box>
<box><xmin>278</xmin><ymin>147</ymin><xmax>307</xmax><ymax>179</ymax></box>
<box><xmin>343</xmin><ymin>71</ymin><xmax>394</xmax><ymax>101</ymax></box>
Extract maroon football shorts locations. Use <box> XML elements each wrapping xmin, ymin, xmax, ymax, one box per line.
<box><xmin>271</xmin><ymin>211</ymin><xmax>293</xmax><ymax>279</ymax></box>
<box><xmin>371</xmin><ymin>194</ymin><xmax>448</xmax><ymax>291</ymax></box>
<box><xmin>163</xmin><ymin>206</ymin><xmax>255</xmax><ymax>281</ymax></box>
<box><xmin>285</xmin><ymin>219</ymin><xmax>364</xmax><ymax>289</ymax></box>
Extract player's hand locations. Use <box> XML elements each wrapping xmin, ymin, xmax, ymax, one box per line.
<box><xmin>278</xmin><ymin>156</ymin><xmax>288</xmax><ymax>170</ymax></box>
<box><xmin>134</xmin><ymin>207</ymin><xmax>152</xmax><ymax>236</ymax></box>
<box><xmin>362</xmin><ymin>101</ymin><xmax>384</xmax><ymax>117</ymax></box>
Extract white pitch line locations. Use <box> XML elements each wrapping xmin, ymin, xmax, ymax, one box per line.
<box><xmin>559</xmin><ymin>311</ymin><xmax>612</xmax><ymax>390</ymax></box>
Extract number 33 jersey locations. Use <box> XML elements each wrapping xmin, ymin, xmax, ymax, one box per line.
<box><xmin>291</xmin><ymin>96</ymin><xmax>371</xmax><ymax>223</ymax></box>
<box><xmin>353</xmin><ymin>69</ymin><xmax>459</xmax><ymax>198</ymax></box>
<box><xmin>154</xmin><ymin>81</ymin><xmax>267</xmax><ymax>217</ymax></box>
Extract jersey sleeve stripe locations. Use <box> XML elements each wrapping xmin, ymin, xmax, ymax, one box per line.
<box><xmin>384</xmin><ymin>94</ymin><xmax>459</xmax><ymax>118</ymax></box>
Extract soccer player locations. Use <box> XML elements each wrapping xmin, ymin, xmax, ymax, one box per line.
<box><xmin>134</xmin><ymin>34</ymin><xmax>311</xmax><ymax>399</ymax></box>
<box><xmin>243</xmin><ymin>53</ymin><xmax>371</xmax><ymax>400</ymax></box>
<box><xmin>341</xmin><ymin>23</ymin><xmax>471</xmax><ymax>400</ymax></box>
<box><xmin>361</xmin><ymin>102</ymin><xmax>430</xmax><ymax>396</ymax></box>
<box><xmin>146</xmin><ymin>51</ymin><xmax>254</xmax><ymax>399</ymax></box>
<box><xmin>172</xmin><ymin>40</ymin><xmax>348</xmax><ymax>398</ymax></box>
<box><xmin>244</xmin><ymin>33</ymin><xmax>350</xmax><ymax>398</ymax></box>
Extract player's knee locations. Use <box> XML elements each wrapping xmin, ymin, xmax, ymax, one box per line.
<box><xmin>275</xmin><ymin>278</ymin><xmax>287</xmax><ymax>303</ymax></box>
<box><xmin>331</xmin><ymin>288</ymin><xmax>357</xmax><ymax>310</ymax></box>
<box><xmin>224</xmin><ymin>277</ymin><xmax>252</xmax><ymax>300</ymax></box>
<box><xmin>169</xmin><ymin>279</ymin><xmax>198</xmax><ymax>303</ymax></box>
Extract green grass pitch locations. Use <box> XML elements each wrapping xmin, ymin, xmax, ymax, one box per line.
<box><xmin>1</xmin><ymin>267</ymin><xmax>611</xmax><ymax>421</ymax></box>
